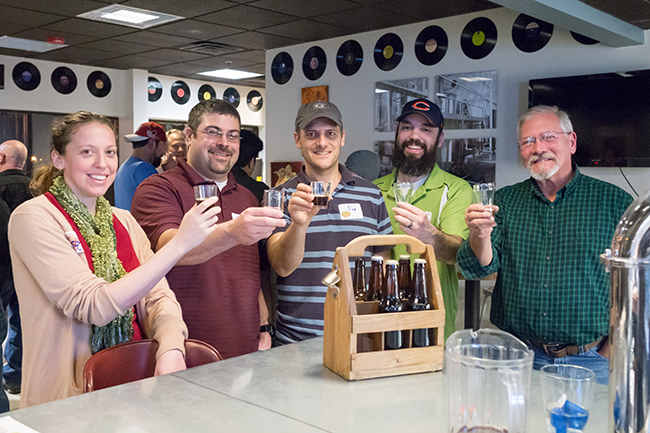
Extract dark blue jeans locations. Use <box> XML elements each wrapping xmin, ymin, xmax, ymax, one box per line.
<box><xmin>0</xmin><ymin>299</ymin><xmax>10</xmax><ymax>413</ymax></box>
<box><xmin>3</xmin><ymin>293</ymin><xmax>21</xmax><ymax>389</ymax></box>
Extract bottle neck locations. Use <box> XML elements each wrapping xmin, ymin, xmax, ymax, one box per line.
<box><xmin>412</xmin><ymin>264</ymin><xmax>427</xmax><ymax>299</ymax></box>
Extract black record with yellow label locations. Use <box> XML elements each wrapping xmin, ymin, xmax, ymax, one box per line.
<box><xmin>461</xmin><ymin>17</ymin><xmax>497</xmax><ymax>60</ymax></box>
<box><xmin>198</xmin><ymin>84</ymin><xmax>216</xmax><ymax>101</ymax></box>
<box><xmin>374</xmin><ymin>33</ymin><xmax>403</xmax><ymax>71</ymax></box>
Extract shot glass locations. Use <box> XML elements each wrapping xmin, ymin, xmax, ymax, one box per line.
<box><xmin>193</xmin><ymin>184</ymin><xmax>217</xmax><ymax>205</ymax></box>
<box><xmin>393</xmin><ymin>182</ymin><xmax>414</xmax><ymax>204</ymax></box>
<box><xmin>310</xmin><ymin>181</ymin><xmax>331</xmax><ymax>207</ymax></box>
<box><xmin>263</xmin><ymin>189</ymin><xmax>285</xmax><ymax>209</ymax></box>
<box><xmin>540</xmin><ymin>365</ymin><xmax>596</xmax><ymax>433</ymax></box>
<box><xmin>472</xmin><ymin>182</ymin><xmax>495</xmax><ymax>216</ymax></box>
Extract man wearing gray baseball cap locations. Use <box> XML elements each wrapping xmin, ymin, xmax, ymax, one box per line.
<box><xmin>267</xmin><ymin>101</ymin><xmax>393</xmax><ymax>345</ymax></box>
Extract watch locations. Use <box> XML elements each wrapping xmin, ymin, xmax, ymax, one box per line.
<box><xmin>260</xmin><ymin>324</ymin><xmax>275</xmax><ymax>338</ymax></box>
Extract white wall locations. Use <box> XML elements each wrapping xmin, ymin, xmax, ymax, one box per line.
<box><xmin>265</xmin><ymin>8</ymin><xmax>649</xmax><ymax>197</ymax></box>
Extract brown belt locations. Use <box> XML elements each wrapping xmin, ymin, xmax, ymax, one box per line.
<box><xmin>534</xmin><ymin>338</ymin><xmax>603</xmax><ymax>358</ymax></box>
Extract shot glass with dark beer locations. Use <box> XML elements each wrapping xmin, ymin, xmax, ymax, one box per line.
<box><xmin>310</xmin><ymin>181</ymin><xmax>331</xmax><ymax>207</ymax></box>
<box><xmin>194</xmin><ymin>184</ymin><xmax>217</xmax><ymax>204</ymax></box>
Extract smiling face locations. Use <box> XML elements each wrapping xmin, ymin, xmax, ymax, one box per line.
<box><xmin>51</xmin><ymin>122</ymin><xmax>118</xmax><ymax>211</ymax></box>
<box><xmin>167</xmin><ymin>131</ymin><xmax>187</xmax><ymax>159</ymax></box>
<box><xmin>186</xmin><ymin>113</ymin><xmax>240</xmax><ymax>182</ymax></box>
<box><xmin>294</xmin><ymin>117</ymin><xmax>345</xmax><ymax>177</ymax></box>
<box><xmin>392</xmin><ymin>113</ymin><xmax>442</xmax><ymax>177</ymax></box>
<box><xmin>519</xmin><ymin>112</ymin><xmax>576</xmax><ymax>183</ymax></box>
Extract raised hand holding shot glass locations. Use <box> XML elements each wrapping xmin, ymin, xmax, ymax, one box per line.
<box><xmin>310</xmin><ymin>181</ymin><xmax>331</xmax><ymax>207</ymax></box>
<box><xmin>263</xmin><ymin>189</ymin><xmax>285</xmax><ymax>209</ymax></box>
<box><xmin>393</xmin><ymin>181</ymin><xmax>414</xmax><ymax>204</ymax></box>
<box><xmin>472</xmin><ymin>182</ymin><xmax>495</xmax><ymax>216</ymax></box>
<box><xmin>194</xmin><ymin>184</ymin><xmax>217</xmax><ymax>204</ymax></box>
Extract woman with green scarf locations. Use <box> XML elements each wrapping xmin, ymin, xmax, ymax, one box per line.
<box><xmin>8</xmin><ymin>111</ymin><xmax>220</xmax><ymax>408</ymax></box>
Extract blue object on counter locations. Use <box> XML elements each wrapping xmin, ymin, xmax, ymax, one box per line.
<box><xmin>550</xmin><ymin>400</ymin><xmax>589</xmax><ymax>432</ymax></box>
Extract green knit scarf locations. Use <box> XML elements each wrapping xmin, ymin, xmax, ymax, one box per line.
<box><xmin>49</xmin><ymin>176</ymin><xmax>134</xmax><ymax>354</ymax></box>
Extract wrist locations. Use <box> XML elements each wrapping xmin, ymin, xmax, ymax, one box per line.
<box><xmin>260</xmin><ymin>324</ymin><xmax>275</xmax><ymax>338</ymax></box>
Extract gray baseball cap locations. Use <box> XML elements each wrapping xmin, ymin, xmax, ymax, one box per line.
<box><xmin>295</xmin><ymin>101</ymin><xmax>343</xmax><ymax>131</ymax></box>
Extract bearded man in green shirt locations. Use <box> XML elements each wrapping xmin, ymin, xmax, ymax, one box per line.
<box><xmin>374</xmin><ymin>99</ymin><xmax>473</xmax><ymax>340</ymax></box>
<box><xmin>457</xmin><ymin>105</ymin><xmax>633</xmax><ymax>384</ymax></box>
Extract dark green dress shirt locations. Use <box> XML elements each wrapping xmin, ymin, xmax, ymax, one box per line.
<box><xmin>457</xmin><ymin>167</ymin><xmax>633</xmax><ymax>346</ymax></box>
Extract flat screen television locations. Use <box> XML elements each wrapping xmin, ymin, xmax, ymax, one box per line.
<box><xmin>529</xmin><ymin>69</ymin><xmax>650</xmax><ymax>167</ymax></box>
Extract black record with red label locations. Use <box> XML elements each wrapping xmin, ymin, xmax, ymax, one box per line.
<box><xmin>87</xmin><ymin>71</ymin><xmax>111</xmax><ymax>97</ymax></box>
<box><xmin>415</xmin><ymin>25</ymin><xmax>448</xmax><ymax>66</ymax></box>
<box><xmin>223</xmin><ymin>87</ymin><xmax>240</xmax><ymax>108</ymax></box>
<box><xmin>461</xmin><ymin>17</ymin><xmax>497</xmax><ymax>60</ymax></box>
<box><xmin>148</xmin><ymin>77</ymin><xmax>162</xmax><ymax>102</ymax></box>
<box><xmin>336</xmin><ymin>39</ymin><xmax>363</xmax><ymax>76</ymax></box>
<box><xmin>302</xmin><ymin>46</ymin><xmax>326</xmax><ymax>81</ymax></box>
<box><xmin>512</xmin><ymin>14</ymin><xmax>553</xmax><ymax>53</ymax></box>
<box><xmin>271</xmin><ymin>51</ymin><xmax>293</xmax><ymax>85</ymax></box>
<box><xmin>13</xmin><ymin>62</ymin><xmax>41</xmax><ymax>91</ymax></box>
<box><xmin>171</xmin><ymin>80</ymin><xmax>190</xmax><ymax>105</ymax></box>
<box><xmin>374</xmin><ymin>33</ymin><xmax>403</xmax><ymax>71</ymax></box>
<box><xmin>198</xmin><ymin>84</ymin><xmax>216</xmax><ymax>101</ymax></box>
<box><xmin>51</xmin><ymin>66</ymin><xmax>77</xmax><ymax>95</ymax></box>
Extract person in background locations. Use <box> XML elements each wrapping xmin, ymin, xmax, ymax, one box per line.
<box><xmin>374</xmin><ymin>99</ymin><xmax>473</xmax><ymax>340</ymax></box>
<box><xmin>114</xmin><ymin>122</ymin><xmax>167</xmax><ymax>211</ymax></box>
<box><xmin>231</xmin><ymin>130</ymin><xmax>269</xmax><ymax>205</ymax></box>
<box><xmin>267</xmin><ymin>101</ymin><xmax>393</xmax><ymax>345</ymax></box>
<box><xmin>457</xmin><ymin>105</ymin><xmax>633</xmax><ymax>384</ymax></box>
<box><xmin>161</xmin><ymin>129</ymin><xmax>187</xmax><ymax>172</ymax></box>
<box><xmin>9</xmin><ymin>111</ymin><xmax>219</xmax><ymax>408</ymax></box>
<box><xmin>344</xmin><ymin>149</ymin><xmax>381</xmax><ymax>182</ymax></box>
<box><xmin>131</xmin><ymin>100</ymin><xmax>285</xmax><ymax>359</ymax></box>
<box><xmin>0</xmin><ymin>139</ymin><xmax>32</xmax><ymax>396</ymax></box>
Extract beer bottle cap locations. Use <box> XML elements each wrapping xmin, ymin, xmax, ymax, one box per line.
<box><xmin>399</xmin><ymin>254</ymin><xmax>410</xmax><ymax>259</ymax></box>
<box><xmin>371</xmin><ymin>255</ymin><xmax>383</xmax><ymax>262</ymax></box>
<box><xmin>385</xmin><ymin>259</ymin><xmax>398</xmax><ymax>266</ymax></box>
<box><xmin>414</xmin><ymin>258</ymin><xmax>426</xmax><ymax>264</ymax></box>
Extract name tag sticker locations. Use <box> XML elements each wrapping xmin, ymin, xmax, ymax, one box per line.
<box><xmin>65</xmin><ymin>231</ymin><xmax>84</xmax><ymax>254</ymax></box>
<box><xmin>339</xmin><ymin>203</ymin><xmax>363</xmax><ymax>219</ymax></box>
<box><xmin>231</xmin><ymin>212</ymin><xmax>240</xmax><ymax>220</ymax></box>
<box><xmin>425</xmin><ymin>211</ymin><xmax>432</xmax><ymax>221</ymax></box>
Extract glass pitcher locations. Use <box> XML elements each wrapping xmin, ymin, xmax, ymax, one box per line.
<box><xmin>445</xmin><ymin>329</ymin><xmax>534</xmax><ymax>433</ymax></box>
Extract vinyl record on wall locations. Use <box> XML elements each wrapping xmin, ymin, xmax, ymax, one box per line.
<box><xmin>171</xmin><ymin>80</ymin><xmax>190</xmax><ymax>105</ymax></box>
<box><xmin>87</xmin><ymin>70</ymin><xmax>111</xmax><ymax>98</ymax></box>
<box><xmin>302</xmin><ymin>46</ymin><xmax>326</xmax><ymax>81</ymax></box>
<box><xmin>571</xmin><ymin>31</ymin><xmax>599</xmax><ymax>45</ymax></box>
<box><xmin>198</xmin><ymin>84</ymin><xmax>216</xmax><ymax>101</ymax></box>
<box><xmin>512</xmin><ymin>14</ymin><xmax>553</xmax><ymax>53</ymax></box>
<box><xmin>415</xmin><ymin>25</ymin><xmax>448</xmax><ymax>66</ymax></box>
<box><xmin>461</xmin><ymin>17</ymin><xmax>497</xmax><ymax>60</ymax></box>
<box><xmin>51</xmin><ymin>66</ymin><xmax>77</xmax><ymax>95</ymax></box>
<box><xmin>271</xmin><ymin>51</ymin><xmax>293</xmax><ymax>85</ymax></box>
<box><xmin>12</xmin><ymin>62</ymin><xmax>41</xmax><ymax>91</ymax></box>
<box><xmin>374</xmin><ymin>33</ymin><xmax>403</xmax><ymax>71</ymax></box>
<box><xmin>148</xmin><ymin>77</ymin><xmax>162</xmax><ymax>102</ymax></box>
<box><xmin>336</xmin><ymin>39</ymin><xmax>363</xmax><ymax>76</ymax></box>
<box><xmin>223</xmin><ymin>87</ymin><xmax>240</xmax><ymax>107</ymax></box>
<box><xmin>247</xmin><ymin>90</ymin><xmax>263</xmax><ymax>112</ymax></box>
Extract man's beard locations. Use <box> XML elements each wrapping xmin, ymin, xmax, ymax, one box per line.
<box><xmin>524</xmin><ymin>152</ymin><xmax>560</xmax><ymax>181</ymax></box>
<box><xmin>391</xmin><ymin>138</ymin><xmax>437</xmax><ymax>177</ymax></box>
<box><xmin>152</xmin><ymin>155</ymin><xmax>162</xmax><ymax>168</ymax></box>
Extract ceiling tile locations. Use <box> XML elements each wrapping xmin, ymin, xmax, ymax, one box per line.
<box><xmin>248</xmin><ymin>0</ymin><xmax>360</xmax><ymax>18</ymax></box>
<box><xmin>44</xmin><ymin>18</ymin><xmax>137</xmax><ymax>38</ymax></box>
<box><xmin>0</xmin><ymin>5</ymin><xmax>67</xmax><ymax>27</ymax></box>
<box><xmin>0</xmin><ymin>47</ymin><xmax>37</xmax><ymax>58</ymax></box>
<box><xmin>197</xmin><ymin>5</ymin><xmax>298</xmax><ymax>30</ymax></box>
<box><xmin>145</xmin><ymin>62</ymin><xmax>212</xmax><ymax>75</ymax></box>
<box><xmin>313</xmin><ymin>6</ymin><xmax>414</xmax><ymax>31</ymax></box>
<box><xmin>187</xmin><ymin>57</ymin><xmax>256</xmax><ymax>69</ymax></box>
<box><xmin>78</xmin><ymin>40</ymin><xmax>154</xmax><ymax>55</ymax></box>
<box><xmin>221</xmin><ymin>49</ymin><xmax>266</xmax><ymax>62</ymax></box>
<box><xmin>151</xmin><ymin>19</ymin><xmax>243</xmax><ymax>40</ymax></box>
<box><xmin>260</xmin><ymin>19</ymin><xmax>352</xmax><ymax>41</ymax></box>
<box><xmin>0</xmin><ymin>0</ymin><xmax>109</xmax><ymax>17</ymax></box>
<box><xmin>579</xmin><ymin>0</ymin><xmax>650</xmax><ymax>30</ymax></box>
<box><xmin>11</xmin><ymin>28</ymin><xmax>99</xmax><ymax>47</ymax></box>
<box><xmin>239</xmin><ymin>63</ymin><xmax>265</xmax><ymax>74</ymax></box>
<box><xmin>374</xmin><ymin>0</ymin><xmax>499</xmax><ymax>20</ymax></box>
<box><xmin>2</xmin><ymin>23</ymin><xmax>29</xmax><ymax>36</ymax></box>
<box><xmin>212</xmin><ymin>31</ymin><xmax>300</xmax><ymax>50</ymax></box>
<box><xmin>121</xmin><ymin>0</ymin><xmax>237</xmax><ymax>17</ymax></box>
<box><xmin>141</xmin><ymin>48</ymin><xmax>212</xmax><ymax>62</ymax></box>
<box><xmin>113</xmin><ymin>31</ymin><xmax>196</xmax><ymax>48</ymax></box>
<box><xmin>94</xmin><ymin>55</ymin><xmax>175</xmax><ymax>69</ymax></box>
<box><xmin>31</xmin><ymin>46</ymin><xmax>119</xmax><ymax>64</ymax></box>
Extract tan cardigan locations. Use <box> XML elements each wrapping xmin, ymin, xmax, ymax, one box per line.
<box><xmin>9</xmin><ymin>195</ymin><xmax>188</xmax><ymax>408</ymax></box>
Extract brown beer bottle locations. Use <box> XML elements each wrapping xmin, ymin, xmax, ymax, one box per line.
<box><xmin>407</xmin><ymin>258</ymin><xmax>432</xmax><ymax>347</ymax></box>
<box><xmin>353</xmin><ymin>257</ymin><xmax>367</xmax><ymax>301</ymax></box>
<box><xmin>366</xmin><ymin>255</ymin><xmax>384</xmax><ymax>301</ymax></box>
<box><xmin>397</xmin><ymin>254</ymin><xmax>411</xmax><ymax>302</ymax></box>
<box><xmin>378</xmin><ymin>260</ymin><xmax>403</xmax><ymax>350</ymax></box>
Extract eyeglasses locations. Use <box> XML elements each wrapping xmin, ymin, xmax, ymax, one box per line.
<box><xmin>200</xmin><ymin>127</ymin><xmax>241</xmax><ymax>143</ymax></box>
<box><xmin>518</xmin><ymin>130</ymin><xmax>571</xmax><ymax>149</ymax></box>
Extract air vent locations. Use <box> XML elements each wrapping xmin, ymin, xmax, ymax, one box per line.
<box><xmin>180</xmin><ymin>41</ymin><xmax>244</xmax><ymax>56</ymax></box>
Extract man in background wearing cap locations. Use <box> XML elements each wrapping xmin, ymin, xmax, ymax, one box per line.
<box><xmin>114</xmin><ymin>121</ymin><xmax>168</xmax><ymax>211</ymax></box>
<box><xmin>374</xmin><ymin>99</ymin><xmax>473</xmax><ymax>340</ymax></box>
<box><xmin>267</xmin><ymin>101</ymin><xmax>393</xmax><ymax>345</ymax></box>
<box><xmin>232</xmin><ymin>130</ymin><xmax>269</xmax><ymax>205</ymax></box>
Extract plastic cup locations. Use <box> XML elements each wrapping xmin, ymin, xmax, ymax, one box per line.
<box><xmin>540</xmin><ymin>365</ymin><xmax>596</xmax><ymax>433</ymax></box>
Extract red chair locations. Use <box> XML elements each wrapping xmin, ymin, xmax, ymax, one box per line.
<box><xmin>83</xmin><ymin>339</ymin><xmax>222</xmax><ymax>392</ymax></box>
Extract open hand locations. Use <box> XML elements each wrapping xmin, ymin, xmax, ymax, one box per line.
<box><xmin>393</xmin><ymin>202</ymin><xmax>436</xmax><ymax>243</ymax></box>
<box><xmin>228</xmin><ymin>206</ymin><xmax>286</xmax><ymax>245</ymax></box>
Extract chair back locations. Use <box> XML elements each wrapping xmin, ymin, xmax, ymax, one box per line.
<box><xmin>83</xmin><ymin>338</ymin><xmax>222</xmax><ymax>392</ymax></box>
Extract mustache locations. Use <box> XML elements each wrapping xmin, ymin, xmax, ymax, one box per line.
<box><xmin>208</xmin><ymin>144</ymin><xmax>233</xmax><ymax>156</ymax></box>
<box><xmin>528</xmin><ymin>152</ymin><xmax>556</xmax><ymax>166</ymax></box>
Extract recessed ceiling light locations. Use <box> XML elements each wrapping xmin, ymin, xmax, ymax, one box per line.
<box><xmin>458</xmin><ymin>77</ymin><xmax>492</xmax><ymax>82</ymax></box>
<box><xmin>0</xmin><ymin>36</ymin><xmax>67</xmax><ymax>52</ymax></box>
<box><xmin>77</xmin><ymin>5</ymin><xmax>182</xmax><ymax>29</ymax></box>
<box><xmin>198</xmin><ymin>69</ymin><xmax>263</xmax><ymax>80</ymax></box>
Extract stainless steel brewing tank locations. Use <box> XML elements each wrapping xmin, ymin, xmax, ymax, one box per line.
<box><xmin>602</xmin><ymin>189</ymin><xmax>650</xmax><ymax>433</ymax></box>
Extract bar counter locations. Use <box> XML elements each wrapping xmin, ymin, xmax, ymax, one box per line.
<box><xmin>3</xmin><ymin>337</ymin><xmax>608</xmax><ymax>432</ymax></box>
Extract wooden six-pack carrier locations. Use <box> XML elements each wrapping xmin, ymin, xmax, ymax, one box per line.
<box><xmin>323</xmin><ymin>235</ymin><xmax>446</xmax><ymax>380</ymax></box>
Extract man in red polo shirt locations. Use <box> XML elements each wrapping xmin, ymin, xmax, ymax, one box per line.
<box><xmin>131</xmin><ymin>100</ymin><xmax>285</xmax><ymax>359</ymax></box>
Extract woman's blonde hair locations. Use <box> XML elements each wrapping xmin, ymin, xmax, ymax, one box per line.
<box><xmin>31</xmin><ymin>111</ymin><xmax>116</xmax><ymax>195</ymax></box>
